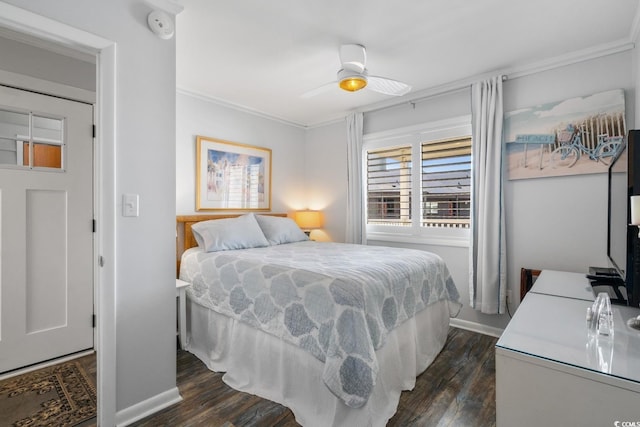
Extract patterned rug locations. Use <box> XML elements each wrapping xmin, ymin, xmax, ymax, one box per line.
<box><xmin>0</xmin><ymin>359</ymin><xmax>96</xmax><ymax>427</ymax></box>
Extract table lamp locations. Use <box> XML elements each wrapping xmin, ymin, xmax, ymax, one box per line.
<box><xmin>294</xmin><ymin>210</ymin><xmax>322</xmax><ymax>236</ymax></box>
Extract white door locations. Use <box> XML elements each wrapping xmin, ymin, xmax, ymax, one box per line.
<box><xmin>0</xmin><ymin>85</ymin><xmax>94</xmax><ymax>373</ymax></box>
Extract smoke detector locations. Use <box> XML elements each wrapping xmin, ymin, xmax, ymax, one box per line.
<box><xmin>147</xmin><ymin>10</ymin><xmax>175</xmax><ymax>40</ymax></box>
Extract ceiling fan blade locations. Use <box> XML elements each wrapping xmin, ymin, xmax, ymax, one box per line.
<box><xmin>301</xmin><ymin>81</ymin><xmax>337</xmax><ymax>98</ymax></box>
<box><xmin>339</xmin><ymin>44</ymin><xmax>366</xmax><ymax>73</ymax></box>
<box><xmin>367</xmin><ymin>76</ymin><xmax>411</xmax><ymax>96</ymax></box>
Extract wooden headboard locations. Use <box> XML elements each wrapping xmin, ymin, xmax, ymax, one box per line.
<box><xmin>176</xmin><ymin>213</ymin><xmax>288</xmax><ymax>276</ymax></box>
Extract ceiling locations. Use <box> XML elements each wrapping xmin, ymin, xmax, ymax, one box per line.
<box><xmin>176</xmin><ymin>0</ymin><xmax>640</xmax><ymax>128</ymax></box>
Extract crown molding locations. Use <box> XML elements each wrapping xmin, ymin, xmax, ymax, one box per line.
<box><xmin>305</xmin><ymin>115</ymin><xmax>348</xmax><ymax>130</ymax></box>
<box><xmin>178</xmin><ymin>33</ymin><xmax>637</xmax><ymax>131</ymax></box>
<box><xmin>505</xmin><ymin>38</ymin><xmax>634</xmax><ymax>80</ymax></box>
<box><xmin>176</xmin><ymin>87</ymin><xmax>306</xmax><ymax>129</ymax></box>
<box><xmin>357</xmin><ymin>38</ymin><xmax>635</xmax><ymax>119</ymax></box>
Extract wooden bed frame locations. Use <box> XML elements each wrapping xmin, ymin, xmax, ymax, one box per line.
<box><xmin>176</xmin><ymin>213</ymin><xmax>288</xmax><ymax>276</ymax></box>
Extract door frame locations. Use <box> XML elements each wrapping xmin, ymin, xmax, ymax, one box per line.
<box><xmin>0</xmin><ymin>4</ymin><xmax>117</xmax><ymax>426</ymax></box>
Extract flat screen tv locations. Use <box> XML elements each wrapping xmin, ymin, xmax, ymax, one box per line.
<box><xmin>607</xmin><ymin>141</ymin><xmax>628</xmax><ymax>280</ymax></box>
<box><xmin>607</xmin><ymin>129</ymin><xmax>640</xmax><ymax>308</ymax></box>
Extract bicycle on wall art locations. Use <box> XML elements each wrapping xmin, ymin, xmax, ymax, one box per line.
<box><xmin>504</xmin><ymin>89</ymin><xmax>626</xmax><ymax>180</ymax></box>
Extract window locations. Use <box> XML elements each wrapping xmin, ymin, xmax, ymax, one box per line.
<box><xmin>421</xmin><ymin>137</ymin><xmax>471</xmax><ymax>228</ymax></box>
<box><xmin>364</xmin><ymin>117</ymin><xmax>471</xmax><ymax>246</ymax></box>
<box><xmin>0</xmin><ymin>108</ymin><xmax>64</xmax><ymax>170</ymax></box>
<box><xmin>367</xmin><ymin>146</ymin><xmax>412</xmax><ymax>226</ymax></box>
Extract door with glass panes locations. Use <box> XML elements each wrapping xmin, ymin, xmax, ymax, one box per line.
<box><xmin>0</xmin><ymin>84</ymin><xmax>93</xmax><ymax>373</ymax></box>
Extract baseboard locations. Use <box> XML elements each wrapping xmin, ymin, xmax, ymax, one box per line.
<box><xmin>115</xmin><ymin>387</ymin><xmax>182</xmax><ymax>427</ymax></box>
<box><xmin>450</xmin><ymin>318</ymin><xmax>504</xmax><ymax>338</ymax></box>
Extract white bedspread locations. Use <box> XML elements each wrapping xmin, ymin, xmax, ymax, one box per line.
<box><xmin>180</xmin><ymin>241</ymin><xmax>461</xmax><ymax>408</ymax></box>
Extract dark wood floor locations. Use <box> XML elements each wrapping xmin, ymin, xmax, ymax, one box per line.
<box><xmin>132</xmin><ymin>327</ymin><xmax>497</xmax><ymax>427</ymax></box>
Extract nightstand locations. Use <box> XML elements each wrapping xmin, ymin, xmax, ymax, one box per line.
<box><xmin>176</xmin><ymin>278</ymin><xmax>190</xmax><ymax>349</ymax></box>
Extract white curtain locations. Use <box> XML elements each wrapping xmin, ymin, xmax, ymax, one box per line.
<box><xmin>346</xmin><ymin>112</ymin><xmax>366</xmax><ymax>244</ymax></box>
<box><xmin>469</xmin><ymin>76</ymin><xmax>506</xmax><ymax>314</ymax></box>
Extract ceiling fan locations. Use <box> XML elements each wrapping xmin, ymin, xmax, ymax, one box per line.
<box><xmin>302</xmin><ymin>44</ymin><xmax>412</xmax><ymax>98</ymax></box>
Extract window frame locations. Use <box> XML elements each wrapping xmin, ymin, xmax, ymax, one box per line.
<box><xmin>363</xmin><ymin>115</ymin><xmax>472</xmax><ymax>247</ymax></box>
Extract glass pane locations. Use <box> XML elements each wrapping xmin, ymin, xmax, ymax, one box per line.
<box><xmin>421</xmin><ymin>137</ymin><xmax>472</xmax><ymax>228</ymax></box>
<box><xmin>33</xmin><ymin>116</ymin><xmax>63</xmax><ymax>143</ymax></box>
<box><xmin>0</xmin><ymin>109</ymin><xmax>29</xmax><ymax>139</ymax></box>
<box><xmin>0</xmin><ymin>137</ymin><xmax>22</xmax><ymax>166</ymax></box>
<box><xmin>367</xmin><ymin>145</ymin><xmax>412</xmax><ymax>226</ymax></box>
<box><xmin>32</xmin><ymin>143</ymin><xmax>62</xmax><ymax>169</ymax></box>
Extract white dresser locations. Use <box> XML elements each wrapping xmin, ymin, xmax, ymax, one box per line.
<box><xmin>496</xmin><ymin>270</ymin><xmax>640</xmax><ymax>426</ymax></box>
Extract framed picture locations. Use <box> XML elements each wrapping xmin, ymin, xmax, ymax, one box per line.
<box><xmin>196</xmin><ymin>136</ymin><xmax>271</xmax><ymax>211</ymax></box>
<box><xmin>505</xmin><ymin>89</ymin><xmax>626</xmax><ymax>180</ymax></box>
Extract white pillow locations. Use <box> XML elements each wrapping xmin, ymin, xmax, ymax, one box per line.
<box><xmin>255</xmin><ymin>214</ymin><xmax>309</xmax><ymax>245</ymax></box>
<box><xmin>191</xmin><ymin>213</ymin><xmax>269</xmax><ymax>252</ymax></box>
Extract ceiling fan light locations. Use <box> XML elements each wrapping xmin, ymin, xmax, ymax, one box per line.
<box><xmin>339</xmin><ymin>76</ymin><xmax>367</xmax><ymax>92</ymax></box>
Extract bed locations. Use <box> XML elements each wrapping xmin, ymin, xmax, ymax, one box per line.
<box><xmin>176</xmin><ymin>213</ymin><xmax>461</xmax><ymax>427</ymax></box>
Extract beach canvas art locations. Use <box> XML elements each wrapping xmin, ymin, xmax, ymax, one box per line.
<box><xmin>504</xmin><ymin>89</ymin><xmax>626</xmax><ymax>180</ymax></box>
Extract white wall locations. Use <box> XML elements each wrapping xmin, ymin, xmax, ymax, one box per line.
<box><xmin>3</xmin><ymin>0</ymin><xmax>179</xmax><ymax>419</ymax></box>
<box><xmin>364</xmin><ymin>87</ymin><xmax>471</xmax><ymax>135</ymax></box>
<box><xmin>303</xmin><ymin>120</ymin><xmax>348</xmax><ymax>242</ymax></box>
<box><xmin>505</xmin><ymin>51</ymin><xmax>634</xmax><ymax>315</ymax></box>
<box><xmin>305</xmin><ymin>49</ymin><xmax>635</xmax><ymax>331</ymax></box>
<box><xmin>0</xmin><ymin>35</ymin><xmax>95</xmax><ymax>91</ymax></box>
<box><xmin>176</xmin><ymin>92</ymin><xmax>307</xmax><ymax>215</ymax></box>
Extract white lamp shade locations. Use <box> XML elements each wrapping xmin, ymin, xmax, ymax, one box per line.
<box><xmin>295</xmin><ymin>210</ymin><xmax>322</xmax><ymax>230</ymax></box>
<box><xmin>632</xmin><ymin>196</ymin><xmax>640</xmax><ymax>225</ymax></box>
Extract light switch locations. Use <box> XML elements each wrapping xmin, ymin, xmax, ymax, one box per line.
<box><xmin>123</xmin><ymin>193</ymin><xmax>139</xmax><ymax>217</ymax></box>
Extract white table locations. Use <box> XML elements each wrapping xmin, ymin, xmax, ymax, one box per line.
<box><xmin>496</xmin><ymin>271</ymin><xmax>640</xmax><ymax>426</ymax></box>
<box><xmin>529</xmin><ymin>269</ymin><xmax>595</xmax><ymax>301</ymax></box>
<box><xmin>176</xmin><ymin>279</ymin><xmax>190</xmax><ymax>349</ymax></box>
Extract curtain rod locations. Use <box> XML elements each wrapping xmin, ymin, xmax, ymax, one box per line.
<box><xmin>360</xmin><ymin>74</ymin><xmax>508</xmax><ymax>116</ymax></box>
